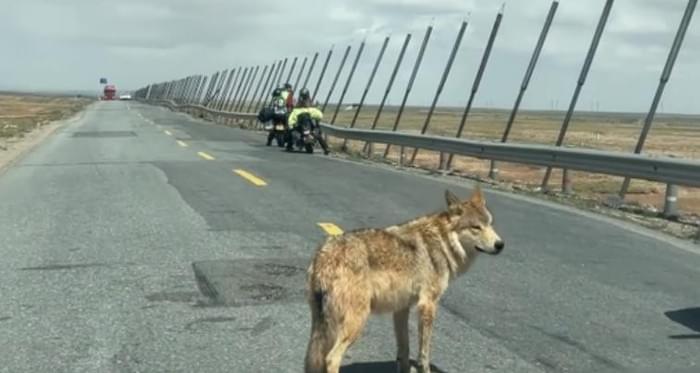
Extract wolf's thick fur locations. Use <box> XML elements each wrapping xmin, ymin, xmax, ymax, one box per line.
<box><xmin>304</xmin><ymin>187</ymin><xmax>504</xmax><ymax>373</ymax></box>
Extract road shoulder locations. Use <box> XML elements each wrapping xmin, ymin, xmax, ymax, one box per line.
<box><xmin>0</xmin><ymin>103</ymin><xmax>90</xmax><ymax>176</ymax></box>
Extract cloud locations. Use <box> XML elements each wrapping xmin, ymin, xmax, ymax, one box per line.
<box><xmin>0</xmin><ymin>0</ymin><xmax>697</xmax><ymax>114</ymax></box>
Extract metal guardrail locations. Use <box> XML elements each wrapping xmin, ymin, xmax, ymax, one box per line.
<box><xmin>152</xmin><ymin>99</ymin><xmax>700</xmax><ymax>189</ymax></box>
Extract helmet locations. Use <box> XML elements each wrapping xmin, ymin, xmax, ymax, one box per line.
<box><xmin>284</xmin><ymin>83</ymin><xmax>292</xmax><ymax>90</ymax></box>
<box><xmin>271</xmin><ymin>88</ymin><xmax>282</xmax><ymax>97</ymax></box>
<box><xmin>299</xmin><ymin>88</ymin><xmax>311</xmax><ymax>100</ymax></box>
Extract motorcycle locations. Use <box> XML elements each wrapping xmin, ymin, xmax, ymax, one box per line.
<box><xmin>264</xmin><ymin>121</ymin><xmax>286</xmax><ymax>147</ymax></box>
<box><xmin>258</xmin><ymin>106</ymin><xmax>287</xmax><ymax>147</ymax></box>
<box><xmin>290</xmin><ymin>120</ymin><xmax>319</xmax><ymax>154</ymax></box>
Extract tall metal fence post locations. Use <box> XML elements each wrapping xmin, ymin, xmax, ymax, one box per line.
<box><xmin>383</xmin><ymin>24</ymin><xmax>433</xmax><ymax>158</ymax></box>
<box><xmin>344</xmin><ymin>36</ymin><xmax>390</xmax><ymax>150</ymax></box>
<box><xmin>410</xmin><ymin>20</ymin><xmax>468</xmax><ymax>165</ymax></box>
<box><xmin>223</xmin><ymin>68</ymin><xmax>241</xmax><ymax>112</ymax></box>
<box><xmin>268</xmin><ymin>61</ymin><xmax>283</xmax><ymax>95</ymax></box>
<box><xmin>313</xmin><ymin>47</ymin><xmax>334</xmax><ymax>102</ymax></box>
<box><xmin>294</xmin><ymin>57</ymin><xmax>308</xmax><ymax>90</ymax></box>
<box><xmin>447</xmin><ymin>6</ymin><xmax>504</xmax><ymax>169</ymax></box>
<box><xmin>332</xmin><ymin>40</ymin><xmax>366</xmax><ymax>125</ymax></box>
<box><xmin>303</xmin><ymin>53</ymin><xmax>319</xmax><ymax>89</ymax></box>
<box><xmin>489</xmin><ymin>0</ymin><xmax>559</xmax><ymax>179</ymax></box>
<box><xmin>261</xmin><ymin>60</ymin><xmax>283</xmax><ymax>110</ymax></box>
<box><xmin>208</xmin><ymin>70</ymin><xmax>228</xmax><ymax>109</ymax></box>
<box><xmin>276</xmin><ymin>58</ymin><xmax>289</xmax><ymax>86</ymax></box>
<box><xmin>322</xmin><ymin>45</ymin><xmax>352</xmax><ymax>112</ymax></box>
<box><xmin>364</xmin><ymin>33</ymin><xmax>411</xmax><ymax>156</ymax></box>
<box><xmin>228</xmin><ymin>67</ymin><xmax>249</xmax><ymax>111</ymax></box>
<box><xmin>286</xmin><ymin>57</ymin><xmax>298</xmax><ymax>85</ymax></box>
<box><xmin>238</xmin><ymin>65</ymin><xmax>260</xmax><ymax>112</ymax></box>
<box><xmin>202</xmin><ymin>73</ymin><xmax>216</xmax><ymax>105</ymax></box>
<box><xmin>248</xmin><ymin>65</ymin><xmax>269</xmax><ymax>112</ymax></box>
<box><xmin>186</xmin><ymin>76</ymin><xmax>200</xmax><ymax>103</ymax></box>
<box><xmin>217</xmin><ymin>68</ymin><xmax>236</xmax><ymax>111</ymax></box>
<box><xmin>541</xmin><ymin>0</ymin><xmax>615</xmax><ymax>192</ymax></box>
<box><xmin>619</xmin><ymin>0</ymin><xmax>696</xmax><ymax>198</ymax></box>
<box><xmin>211</xmin><ymin>69</ymin><xmax>229</xmax><ymax>110</ymax></box>
<box><xmin>350</xmin><ymin>36</ymin><xmax>390</xmax><ymax>129</ymax></box>
<box><xmin>255</xmin><ymin>61</ymin><xmax>278</xmax><ymax>112</ymax></box>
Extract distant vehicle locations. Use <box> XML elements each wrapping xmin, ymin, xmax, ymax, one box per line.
<box><xmin>119</xmin><ymin>94</ymin><xmax>132</xmax><ymax>101</ymax></box>
<box><xmin>102</xmin><ymin>85</ymin><xmax>117</xmax><ymax>100</ymax></box>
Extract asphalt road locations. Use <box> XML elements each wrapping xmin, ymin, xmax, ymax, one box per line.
<box><xmin>0</xmin><ymin>101</ymin><xmax>698</xmax><ymax>373</ymax></box>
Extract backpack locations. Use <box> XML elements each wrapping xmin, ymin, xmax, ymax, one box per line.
<box><xmin>271</xmin><ymin>97</ymin><xmax>287</xmax><ymax>122</ymax></box>
<box><xmin>257</xmin><ymin>106</ymin><xmax>274</xmax><ymax>123</ymax></box>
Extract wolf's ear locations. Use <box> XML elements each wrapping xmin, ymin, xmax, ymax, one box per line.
<box><xmin>469</xmin><ymin>185</ymin><xmax>485</xmax><ymax>207</ymax></box>
<box><xmin>445</xmin><ymin>189</ymin><xmax>461</xmax><ymax>208</ymax></box>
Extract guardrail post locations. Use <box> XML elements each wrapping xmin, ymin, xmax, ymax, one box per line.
<box><xmin>663</xmin><ymin>184</ymin><xmax>679</xmax><ymax>219</ymax></box>
<box><xmin>384</xmin><ymin>24</ymin><xmax>433</xmax><ymax>158</ymax></box>
<box><xmin>489</xmin><ymin>0</ymin><xmax>558</xmax><ymax>179</ymax></box>
<box><xmin>562</xmin><ymin>169</ymin><xmax>573</xmax><ymax>194</ymax></box>
<box><xmin>438</xmin><ymin>152</ymin><xmax>447</xmax><ymax>171</ymax></box>
<box><xmin>619</xmin><ymin>0</ymin><xmax>696</xmax><ymax>198</ymax></box>
<box><xmin>399</xmin><ymin>146</ymin><xmax>405</xmax><ymax>168</ymax></box>
<box><xmin>489</xmin><ymin>165</ymin><xmax>499</xmax><ymax>179</ymax></box>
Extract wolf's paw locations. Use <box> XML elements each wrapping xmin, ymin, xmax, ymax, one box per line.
<box><xmin>395</xmin><ymin>357</ymin><xmax>413</xmax><ymax>373</ymax></box>
<box><xmin>416</xmin><ymin>361</ymin><xmax>431</xmax><ymax>373</ymax></box>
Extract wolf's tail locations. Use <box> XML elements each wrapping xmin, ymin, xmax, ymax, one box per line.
<box><xmin>305</xmin><ymin>289</ymin><xmax>331</xmax><ymax>373</ymax></box>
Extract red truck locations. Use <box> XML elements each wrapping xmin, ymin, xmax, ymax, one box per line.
<box><xmin>102</xmin><ymin>85</ymin><xmax>117</xmax><ymax>100</ymax></box>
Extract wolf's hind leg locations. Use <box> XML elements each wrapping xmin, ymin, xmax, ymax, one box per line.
<box><xmin>324</xmin><ymin>290</ymin><xmax>371</xmax><ymax>373</ymax></box>
<box><xmin>394</xmin><ymin>308</ymin><xmax>411</xmax><ymax>373</ymax></box>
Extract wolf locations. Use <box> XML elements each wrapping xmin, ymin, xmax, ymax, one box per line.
<box><xmin>304</xmin><ymin>186</ymin><xmax>505</xmax><ymax>373</ymax></box>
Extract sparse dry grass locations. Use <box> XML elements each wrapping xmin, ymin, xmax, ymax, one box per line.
<box><xmin>327</xmin><ymin>105</ymin><xmax>700</xmax><ymax>215</ymax></box>
<box><xmin>0</xmin><ymin>94</ymin><xmax>92</xmax><ymax>139</ymax></box>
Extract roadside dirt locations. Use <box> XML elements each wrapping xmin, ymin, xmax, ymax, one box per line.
<box><xmin>0</xmin><ymin>94</ymin><xmax>92</xmax><ymax>173</ymax></box>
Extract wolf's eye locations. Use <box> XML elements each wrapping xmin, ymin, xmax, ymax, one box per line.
<box><xmin>471</xmin><ymin>225</ymin><xmax>482</xmax><ymax>231</ymax></box>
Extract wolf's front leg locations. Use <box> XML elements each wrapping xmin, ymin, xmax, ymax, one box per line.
<box><xmin>416</xmin><ymin>301</ymin><xmax>437</xmax><ymax>373</ymax></box>
<box><xmin>393</xmin><ymin>308</ymin><xmax>410</xmax><ymax>373</ymax></box>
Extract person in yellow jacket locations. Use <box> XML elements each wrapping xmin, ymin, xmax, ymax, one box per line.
<box><xmin>286</xmin><ymin>88</ymin><xmax>330</xmax><ymax>155</ymax></box>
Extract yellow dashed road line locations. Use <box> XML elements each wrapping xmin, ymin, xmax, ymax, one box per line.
<box><xmin>318</xmin><ymin>223</ymin><xmax>344</xmax><ymax>236</ymax></box>
<box><xmin>233</xmin><ymin>169</ymin><xmax>267</xmax><ymax>187</ymax></box>
<box><xmin>176</xmin><ymin>140</ymin><xmax>188</xmax><ymax>147</ymax></box>
<box><xmin>197</xmin><ymin>151</ymin><xmax>215</xmax><ymax>160</ymax></box>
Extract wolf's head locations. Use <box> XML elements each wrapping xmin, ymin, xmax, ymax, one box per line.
<box><xmin>445</xmin><ymin>186</ymin><xmax>504</xmax><ymax>255</ymax></box>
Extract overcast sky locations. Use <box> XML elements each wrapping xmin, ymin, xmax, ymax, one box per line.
<box><xmin>1</xmin><ymin>0</ymin><xmax>698</xmax><ymax>113</ymax></box>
